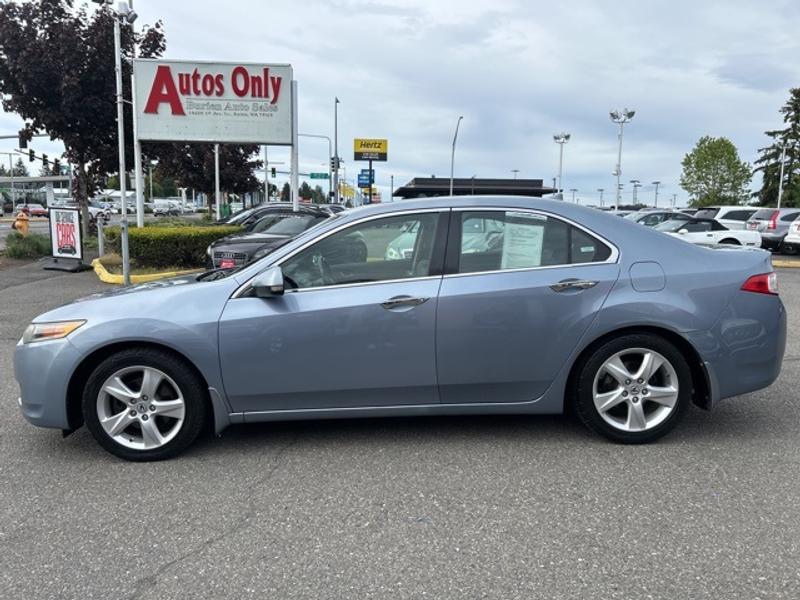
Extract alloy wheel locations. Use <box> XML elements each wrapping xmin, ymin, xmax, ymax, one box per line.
<box><xmin>592</xmin><ymin>348</ymin><xmax>679</xmax><ymax>432</ymax></box>
<box><xmin>96</xmin><ymin>366</ymin><xmax>186</xmax><ymax>450</ymax></box>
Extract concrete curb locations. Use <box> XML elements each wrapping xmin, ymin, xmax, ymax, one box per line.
<box><xmin>772</xmin><ymin>259</ymin><xmax>800</xmax><ymax>268</ymax></box>
<box><xmin>91</xmin><ymin>258</ymin><xmax>202</xmax><ymax>284</ymax></box>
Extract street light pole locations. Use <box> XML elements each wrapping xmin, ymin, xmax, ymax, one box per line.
<box><xmin>129</xmin><ymin>0</ymin><xmax>144</xmax><ymax>229</ymax></box>
<box><xmin>113</xmin><ymin>10</ymin><xmax>131</xmax><ymax>286</ymax></box>
<box><xmin>597</xmin><ymin>188</ymin><xmax>604</xmax><ymax>207</ymax></box>
<box><xmin>652</xmin><ymin>180</ymin><xmax>661</xmax><ymax>207</ymax></box>
<box><xmin>610</xmin><ymin>109</ymin><xmax>635</xmax><ymax>213</ymax></box>
<box><xmin>299</xmin><ymin>133</ymin><xmax>333</xmax><ymax>200</ymax></box>
<box><xmin>570</xmin><ymin>188</ymin><xmax>578</xmax><ymax>203</ymax></box>
<box><xmin>553</xmin><ymin>132</ymin><xmax>570</xmax><ymax>200</ymax></box>
<box><xmin>450</xmin><ymin>115</ymin><xmax>463</xmax><ymax>197</ymax></box>
<box><xmin>511</xmin><ymin>169</ymin><xmax>519</xmax><ymax>179</ymax></box>
<box><xmin>333</xmin><ymin>97</ymin><xmax>340</xmax><ymax>204</ymax></box>
<box><xmin>214</xmin><ymin>143</ymin><xmax>221</xmax><ymax>220</ymax></box>
<box><xmin>777</xmin><ymin>143</ymin><xmax>787</xmax><ymax>210</ymax></box>
<box><xmin>630</xmin><ymin>179</ymin><xmax>641</xmax><ymax>204</ymax></box>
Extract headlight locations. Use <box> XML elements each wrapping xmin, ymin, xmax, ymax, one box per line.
<box><xmin>21</xmin><ymin>320</ymin><xmax>85</xmax><ymax>344</ymax></box>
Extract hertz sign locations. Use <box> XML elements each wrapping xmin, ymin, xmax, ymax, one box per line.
<box><xmin>354</xmin><ymin>138</ymin><xmax>388</xmax><ymax>162</ymax></box>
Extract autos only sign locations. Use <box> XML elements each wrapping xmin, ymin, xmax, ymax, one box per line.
<box><xmin>133</xmin><ymin>59</ymin><xmax>293</xmax><ymax>144</ymax></box>
<box><xmin>49</xmin><ymin>207</ymin><xmax>82</xmax><ymax>260</ymax></box>
<box><xmin>354</xmin><ymin>138</ymin><xmax>388</xmax><ymax>161</ymax></box>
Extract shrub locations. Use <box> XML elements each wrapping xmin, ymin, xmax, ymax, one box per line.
<box><xmin>106</xmin><ymin>225</ymin><xmax>240</xmax><ymax>268</ymax></box>
<box><xmin>4</xmin><ymin>232</ymin><xmax>51</xmax><ymax>258</ymax></box>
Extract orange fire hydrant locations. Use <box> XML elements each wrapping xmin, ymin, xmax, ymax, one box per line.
<box><xmin>12</xmin><ymin>210</ymin><xmax>30</xmax><ymax>236</ymax></box>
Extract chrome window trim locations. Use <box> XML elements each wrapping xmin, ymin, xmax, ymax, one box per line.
<box><xmin>232</xmin><ymin>208</ymin><xmax>449</xmax><ymax>298</ymax></box>
<box><xmin>446</xmin><ymin>206</ymin><xmax>619</xmax><ymax>278</ymax></box>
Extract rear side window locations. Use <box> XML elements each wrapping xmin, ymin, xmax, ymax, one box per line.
<box><xmin>456</xmin><ymin>211</ymin><xmax>612</xmax><ymax>274</ymax></box>
<box><xmin>724</xmin><ymin>210</ymin><xmax>756</xmax><ymax>221</ymax></box>
<box><xmin>752</xmin><ymin>209</ymin><xmax>777</xmax><ymax>220</ymax></box>
<box><xmin>693</xmin><ymin>208</ymin><xmax>719</xmax><ymax>219</ymax></box>
<box><xmin>780</xmin><ymin>212</ymin><xmax>800</xmax><ymax>222</ymax></box>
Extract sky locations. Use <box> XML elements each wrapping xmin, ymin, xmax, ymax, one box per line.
<box><xmin>2</xmin><ymin>0</ymin><xmax>799</xmax><ymax>206</ymax></box>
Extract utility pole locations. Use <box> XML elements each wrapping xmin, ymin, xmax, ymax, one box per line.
<box><xmin>264</xmin><ymin>145</ymin><xmax>269</xmax><ymax>203</ymax></box>
<box><xmin>450</xmin><ymin>115</ymin><xmax>463</xmax><ymax>196</ymax></box>
<box><xmin>652</xmin><ymin>180</ymin><xmax>661</xmax><ymax>207</ymax></box>
<box><xmin>610</xmin><ymin>109</ymin><xmax>635</xmax><ymax>213</ymax></box>
<box><xmin>777</xmin><ymin>143</ymin><xmax>787</xmax><ymax>209</ymax></box>
<box><xmin>553</xmin><ymin>132</ymin><xmax>570</xmax><ymax>200</ymax></box>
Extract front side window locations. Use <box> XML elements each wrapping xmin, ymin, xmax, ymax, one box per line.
<box><xmin>456</xmin><ymin>211</ymin><xmax>611</xmax><ymax>274</ymax></box>
<box><xmin>282</xmin><ymin>212</ymin><xmax>440</xmax><ymax>289</ymax></box>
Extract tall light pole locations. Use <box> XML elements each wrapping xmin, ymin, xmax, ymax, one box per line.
<box><xmin>777</xmin><ymin>142</ymin><xmax>787</xmax><ymax>209</ymax></box>
<box><xmin>610</xmin><ymin>108</ymin><xmax>635</xmax><ymax>213</ymax></box>
<box><xmin>511</xmin><ymin>169</ymin><xmax>519</xmax><ymax>179</ymax></box>
<box><xmin>553</xmin><ymin>132</ymin><xmax>570</xmax><ymax>200</ymax></box>
<box><xmin>111</xmin><ymin>1</ymin><xmax>137</xmax><ymax>286</ymax></box>
<box><xmin>570</xmin><ymin>188</ymin><xmax>578</xmax><ymax>203</ymax></box>
<box><xmin>597</xmin><ymin>188</ymin><xmax>604</xmax><ymax>207</ymax></box>
<box><xmin>333</xmin><ymin>97</ymin><xmax>340</xmax><ymax>204</ymax></box>
<box><xmin>630</xmin><ymin>179</ymin><xmax>641</xmax><ymax>204</ymax></box>
<box><xmin>299</xmin><ymin>133</ymin><xmax>333</xmax><ymax>200</ymax></box>
<box><xmin>652</xmin><ymin>180</ymin><xmax>661</xmax><ymax>207</ymax></box>
<box><xmin>390</xmin><ymin>174</ymin><xmax>394</xmax><ymax>200</ymax></box>
<box><xmin>450</xmin><ymin>115</ymin><xmax>463</xmax><ymax>196</ymax></box>
<box><xmin>672</xmin><ymin>193</ymin><xmax>677</xmax><ymax>209</ymax></box>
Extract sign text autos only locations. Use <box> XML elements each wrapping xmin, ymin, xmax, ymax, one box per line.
<box><xmin>144</xmin><ymin>65</ymin><xmax>284</xmax><ymax>116</ymax></box>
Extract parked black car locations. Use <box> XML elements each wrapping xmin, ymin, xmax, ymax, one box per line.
<box><xmin>215</xmin><ymin>202</ymin><xmax>343</xmax><ymax>229</ymax></box>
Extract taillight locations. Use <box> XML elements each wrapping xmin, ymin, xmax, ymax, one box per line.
<box><xmin>768</xmin><ymin>210</ymin><xmax>779</xmax><ymax>230</ymax></box>
<box><xmin>741</xmin><ymin>272</ymin><xmax>778</xmax><ymax>295</ymax></box>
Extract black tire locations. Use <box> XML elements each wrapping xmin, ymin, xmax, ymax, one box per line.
<box><xmin>572</xmin><ymin>333</ymin><xmax>692</xmax><ymax>444</ymax></box>
<box><xmin>718</xmin><ymin>238</ymin><xmax>740</xmax><ymax>245</ymax></box>
<box><xmin>82</xmin><ymin>348</ymin><xmax>208</xmax><ymax>461</ymax></box>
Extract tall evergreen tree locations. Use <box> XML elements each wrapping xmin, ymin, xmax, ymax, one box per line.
<box><xmin>753</xmin><ymin>88</ymin><xmax>800</xmax><ymax>207</ymax></box>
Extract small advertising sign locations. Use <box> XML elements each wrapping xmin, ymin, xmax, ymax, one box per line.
<box><xmin>354</xmin><ymin>138</ymin><xmax>388</xmax><ymax>161</ymax></box>
<box><xmin>49</xmin><ymin>208</ymin><xmax>83</xmax><ymax>260</ymax></box>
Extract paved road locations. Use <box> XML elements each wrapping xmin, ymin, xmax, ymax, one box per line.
<box><xmin>0</xmin><ymin>263</ymin><xmax>798</xmax><ymax>599</ymax></box>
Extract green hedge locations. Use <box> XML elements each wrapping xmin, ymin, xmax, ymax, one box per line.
<box><xmin>106</xmin><ymin>225</ymin><xmax>241</xmax><ymax>268</ymax></box>
<box><xmin>4</xmin><ymin>232</ymin><xmax>51</xmax><ymax>259</ymax></box>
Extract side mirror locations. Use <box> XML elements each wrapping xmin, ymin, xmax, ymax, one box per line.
<box><xmin>678</xmin><ymin>229</ymin><xmax>688</xmax><ymax>235</ymax></box>
<box><xmin>252</xmin><ymin>266</ymin><xmax>284</xmax><ymax>298</ymax></box>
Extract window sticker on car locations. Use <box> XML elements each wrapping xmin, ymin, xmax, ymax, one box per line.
<box><xmin>501</xmin><ymin>217</ymin><xmax>544</xmax><ymax>269</ymax></box>
<box><xmin>580</xmin><ymin>245</ymin><xmax>594</xmax><ymax>253</ymax></box>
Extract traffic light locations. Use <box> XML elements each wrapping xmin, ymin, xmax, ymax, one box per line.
<box><xmin>29</xmin><ymin>149</ymin><xmax>35</xmax><ymax>162</ymax></box>
<box><xmin>330</xmin><ymin>157</ymin><xmax>341</xmax><ymax>170</ymax></box>
<box><xmin>42</xmin><ymin>154</ymin><xmax>48</xmax><ymax>168</ymax></box>
<box><xmin>271</xmin><ymin>167</ymin><xmax>276</xmax><ymax>177</ymax></box>
<box><xmin>18</xmin><ymin>131</ymin><xmax>27</xmax><ymax>149</ymax></box>
<box><xmin>53</xmin><ymin>159</ymin><xmax>60</xmax><ymax>174</ymax></box>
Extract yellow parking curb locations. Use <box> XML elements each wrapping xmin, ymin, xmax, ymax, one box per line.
<box><xmin>772</xmin><ymin>259</ymin><xmax>800</xmax><ymax>268</ymax></box>
<box><xmin>91</xmin><ymin>258</ymin><xmax>202</xmax><ymax>284</ymax></box>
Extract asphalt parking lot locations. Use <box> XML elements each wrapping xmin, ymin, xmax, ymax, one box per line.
<box><xmin>1</xmin><ymin>262</ymin><xmax>798</xmax><ymax>600</ymax></box>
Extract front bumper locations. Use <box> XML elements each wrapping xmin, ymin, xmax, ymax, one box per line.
<box><xmin>14</xmin><ymin>337</ymin><xmax>84</xmax><ymax>430</ymax></box>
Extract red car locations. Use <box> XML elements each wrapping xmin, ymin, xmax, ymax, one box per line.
<box><xmin>22</xmin><ymin>203</ymin><xmax>48</xmax><ymax>217</ymax></box>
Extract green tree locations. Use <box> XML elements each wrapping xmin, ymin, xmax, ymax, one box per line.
<box><xmin>280</xmin><ymin>182</ymin><xmax>291</xmax><ymax>202</ymax></box>
<box><xmin>0</xmin><ymin>0</ymin><xmax>165</xmax><ymax>237</ymax></box>
<box><xmin>680</xmin><ymin>136</ymin><xmax>752</xmax><ymax>207</ymax></box>
<box><xmin>12</xmin><ymin>158</ymin><xmax>29</xmax><ymax>177</ymax></box>
<box><xmin>312</xmin><ymin>184</ymin><xmax>327</xmax><ymax>203</ymax></box>
<box><xmin>753</xmin><ymin>88</ymin><xmax>800</xmax><ymax>207</ymax></box>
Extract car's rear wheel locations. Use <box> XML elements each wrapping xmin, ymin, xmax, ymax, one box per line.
<box><xmin>573</xmin><ymin>334</ymin><xmax>692</xmax><ymax>443</ymax></box>
<box><xmin>82</xmin><ymin>348</ymin><xmax>207</xmax><ymax>461</ymax></box>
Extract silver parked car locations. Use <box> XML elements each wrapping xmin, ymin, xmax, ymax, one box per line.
<box><xmin>15</xmin><ymin>196</ymin><xmax>786</xmax><ymax>460</ymax></box>
<box><xmin>745</xmin><ymin>207</ymin><xmax>800</xmax><ymax>251</ymax></box>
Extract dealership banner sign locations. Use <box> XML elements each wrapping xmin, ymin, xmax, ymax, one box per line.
<box><xmin>49</xmin><ymin>208</ymin><xmax>83</xmax><ymax>260</ymax></box>
<box><xmin>133</xmin><ymin>59</ymin><xmax>294</xmax><ymax>144</ymax></box>
<box><xmin>354</xmin><ymin>138</ymin><xmax>388</xmax><ymax>161</ymax></box>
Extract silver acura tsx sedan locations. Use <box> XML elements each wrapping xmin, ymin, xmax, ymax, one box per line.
<box><xmin>15</xmin><ymin>196</ymin><xmax>786</xmax><ymax>461</ymax></box>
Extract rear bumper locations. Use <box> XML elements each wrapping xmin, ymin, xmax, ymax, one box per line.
<box><xmin>686</xmin><ymin>294</ymin><xmax>786</xmax><ymax>406</ymax></box>
<box><xmin>761</xmin><ymin>233</ymin><xmax>785</xmax><ymax>249</ymax></box>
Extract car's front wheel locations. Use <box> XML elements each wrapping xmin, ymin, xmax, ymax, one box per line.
<box><xmin>573</xmin><ymin>334</ymin><xmax>692</xmax><ymax>444</ymax></box>
<box><xmin>82</xmin><ymin>348</ymin><xmax>207</xmax><ymax>461</ymax></box>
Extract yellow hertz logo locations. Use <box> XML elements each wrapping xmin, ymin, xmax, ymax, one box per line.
<box><xmin>354</xmin><ymin>139</ymin><xmax>388</xmax><ymax>153</ymax></box>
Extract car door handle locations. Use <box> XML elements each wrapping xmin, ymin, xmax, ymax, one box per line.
<box><xmin>381</xmin><ymin>295</ymin><xmax>429</xmax><ymax>310</ymax></box>
<box><xmin>550</xmin><ymin>279</ymin><xmax>598</xmax><ymax>292</ymax></box>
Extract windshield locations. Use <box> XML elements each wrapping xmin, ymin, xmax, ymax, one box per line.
<box><xmin>655</xmin><ymin>219</ymin><xmax>690</xmax><ymax>232</ymax></box>
<box><xmin>693</xmin><ymin>208</ymin><xmax>719</xmax><ymax>219</ymax></box>
<box><xmin>225</xmin><ymin>207</ymin><xmax>258</xmax><ymax>224</ymax></box>
<box><xmin>262</xmin><ymin>214</ymin><xmax>328</xmax><ymax>235</ymax></box>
